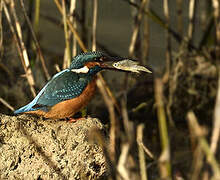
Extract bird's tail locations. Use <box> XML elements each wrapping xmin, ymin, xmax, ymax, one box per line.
<box><xmin>14</xmin><ymin>102</ymin><xmax>36</xmax><ymax>114</ymax></box>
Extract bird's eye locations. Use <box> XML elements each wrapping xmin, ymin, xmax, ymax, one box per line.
<box><xmin>94</xmin><ymin>57</ymin><xmax>104</xmax><ymax>62</ymax></box>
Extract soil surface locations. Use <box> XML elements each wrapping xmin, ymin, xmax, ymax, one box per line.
<box><xmin>0</xmin><ymin>114</ymin><xmax>107</xmax><ymax>180</ymax></box>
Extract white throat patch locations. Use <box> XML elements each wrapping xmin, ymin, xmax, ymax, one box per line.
<box><xmin>71</xmin><ymin>66</ymin><xmax>89</xmax><ymax>73</ymax></box>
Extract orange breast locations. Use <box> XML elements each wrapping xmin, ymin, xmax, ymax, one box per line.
<box><xmin>25</xmin><ymin>77</ymin><xmax>97</xmax><ymax>119</ymax></box>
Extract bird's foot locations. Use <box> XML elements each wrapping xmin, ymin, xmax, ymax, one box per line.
<box><xmin>66</xmin><ymin>117</ymin><xmax>85</xmax><ymax>123</ymax></box>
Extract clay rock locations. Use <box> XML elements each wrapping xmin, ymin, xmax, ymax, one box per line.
<box><xmin>0</xmin><ymin>114</ymin><xmax>107</xmax><ymax>179</ymax></box>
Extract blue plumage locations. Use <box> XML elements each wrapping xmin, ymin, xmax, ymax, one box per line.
<box><xmin>14</xmin><ymin>52</ymin><xmax>106</xmax><ymax>114</ymax></box>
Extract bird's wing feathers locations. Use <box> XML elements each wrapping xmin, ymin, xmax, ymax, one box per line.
<box><xmin>14</xmin><ymin>69</ymin><xmax>89</xmax><ymax>114</ymax></box>
<box><xmin>36</xmin><ymin>70</ymin><xmax>88</xmax><ymax>107</ymax></box>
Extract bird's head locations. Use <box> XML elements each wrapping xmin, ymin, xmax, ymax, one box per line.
<box><xmin>69</xmin><ymin>51</ymin><xmax>152</xmax><ymax>75</ymax></box>
<box><xmin>69</xmin><ymin>51</ymin><xmax>121</xmax><ymax>75</ymax></box>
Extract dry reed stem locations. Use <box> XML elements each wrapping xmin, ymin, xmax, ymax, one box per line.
<box><xmin>191</xmin><ymin>146</ymin><xmax>204</xmax><ymax>180</ymax></box>
<box><xmin>90</xmin><ymin>0</ymin><xmax>118</xmax><ymax>164</ymax></box>
<box><xmin>96</xmin><ymin>76</ymin><xmax>116</xmax><ymax>162</ymax></box>
<box><xmin>123</xmin><ymin>0</ymin><xmax>198</xmax><ymax>51</ymax></box>
<box><xmin>10</xmin><ymin>1</ymin><xmax>36</xmax><ymax>96</ymax></box>
<box><xmin>137</xmin><ymin>138</ymin><xmax>154</xmax><ymax>160</ymax></box>
<box><xmin>129</xmin><ymin>0</ymin><xmax>147</xmax><ymax>57</ymax></box>
<box><xmin>69</xmin><ymin>0</ymin><xmax>77</xmax><ymax>57</ymax></box>
<box><xmin>19</xmin><ymin>0</ymin><xmax>50</xmax><ymax>80</ymax></box>
<box><xmin>0</xmin><ymin>1</ymin><xmax>3</xmax><ymax>57</ymax></box>
<box><xmin>0</xmin><ymin>97</ymin><xmax>14</xmax><ymax>111</ymax></box>
<box><xmin>212</xmin><ymin>0</ymin><xmax>220</xmax><ymax>59</ymax></box>
<box><xmin>92</xmin><ymin>0</ymin><xmax>98</xmax><ymax>51</ymax></box>
<box><xmin>188</xmin><ymin>0</ymin><xmax>196</xmax><ymax>43</ymax></box>
<box><xmin>137</xmin><ymin>124</ymin><xmax>148</xmax><ymax>180</ymax></box>
<box><xmin>166</xmin><ymin>59</ymin><xmax>183</xmax><ymax>128</ymax></box>
<box><xmin>211</xmin><ymin>70</ymin><xmax>220</xmax><ymax>155</ymax></box>
<box><xmin>117</xmin><ymin>143</ymin><xmax>130</xmax><ymax>180</ymax></box>
<box><xmin>33</xmin><ymin>0</ymin><xmax>40</xmax><ymax>34</ymax></box>
<box><xmin>54</xmin><ymin>0</ymin><xmax>87</xmax><ymax>52</ymax></box>
<box><xmin>121</xmin><ymin>96</ymin><xmax>134</xmax><ymax>143</ymax></box>
<box><xmin>154</xmin><ymin>78</ymin><xmax>171</xmax><ymax>179</ymax></box>
<box><xmin>176</xmin><ymin>0</ymin><xmax>183</xmax><ymax>35</ymax></box>
<box><xmin>54</xmin><ymin>64</ymin><xmax>61</xmax><ymax>73</ymax></box>
<box><xmin>142</xmin><ymin>0</ymin><xmax>150</xmax><ymax>64</ymax></box>
<box><xmin>163</xmin><ymin>0</ymin><xmax>174</xmax><ymax>127</ymax></box>
<box><xmin>162</xmin><ymin>0</ymin><xmax>171</xmax><ymax>84</ymax></box>
<box><xmin>3</xmin><ymin>0</ymin><xmax>36</xmax><ymax>97</ymax></box>
<box><xmin>187</xmin><ymin>111</ymin><xmax>220</xmax><ymax>179</ymax></box>
<box><xmin>62</xmin><ymin>0</ymin><xmax>71</xmax><ymax>69</ymax></box>
<box><xmin>210</xmin><ymin>0</ymin><xmax>220</xmax><ymax>156</ymax></box>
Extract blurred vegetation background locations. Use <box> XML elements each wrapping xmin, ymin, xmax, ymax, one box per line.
<box><xmin>0</xmin><ymin>0</ymin><xmax>220</xmax><ymax>179</ymax></box>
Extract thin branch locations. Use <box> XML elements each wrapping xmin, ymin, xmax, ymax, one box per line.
<box><xmin>19</xmin><ymin>0</ymin><xmax>50</xmax><ymax>80</ymax></box>
<box><xmin>129</xmin><ymin>0</ymin><xmax>147</xmax><ymax>57</ymax></box>
<box><xmin>176</xmin><ymin>0</ymin><xmax>183</xmax><ymax>35</ymax></box>
<box><xmin>187</xmin><ymin>111</ymin><xmax>220</xmax><ymax>178</ymax></box>
<box><xmin>3</xmin><ymin>0</ymin><xmax>36</xmax><ymax>97</ymax></box>
<box><xmin>187</xmin><ymin>0</ymin><xmax>196</xmax><ymax>44</ymax></box>
<box><xmin>137</xmin><ymin>124</ymin><xmax>148</xmax><ymax>180</ymax></box>
<box><xmin>69</xmin><ymin>0</ymin><xmax>77</xmax><ymax>57</ymax></box>
<box><xmin>33</xmin><ymin>0</ymin><xmax>40</xmax><ymax>34</ymax></box>
<box><xmin>121</xmin><ymin>0</ymin><xmax>198</xmax><ymax>51</ymax></box>
<box><xmin>0</xmin><ymin>0</ymin><xmax>3</xmax><ymax>58</ymax></box>
<box><xmin>62</xmin><ymin>0</ymin><xmax>71</xmax><ymax>69</ymax></box>
<box><xmin>92</xmin><ymin>0</ymin><xmax>98</xmax><ymax>51</ymax></box>
<box><xmin>96</xmin><ymin>76</ymin><xmax>116</xmax><ymax>162</ymax></box>
<box><xmin>117</xmin><ymin>143</ymin><xmax>130</xmax><ymax>180</ymax></box>
<box><xmin>162</xmin><ymin>0</ymin><xmax>172</xmax><ymax>84</ymax></box>
<box><xmin>0</xmin><ymin>97</ymin><xmax>14</xmax><ymax>111</ymax></box>
<box><xmin>212</xmin><ymin>0</ymin><xmax>220</xmax><ymax>59</ymax></box>
<box><xmin>211</xmin><ymin>68</ymin><xmax>220</xmax><ymax>155</ymax></box>
<box><xmin>142</xmin><ymin>0</ymin><xmax>150</xmax><ymax>63</ymax></box>
<box><xmin>210</xmin><ymin>0</ymin><xmax>220</xmax><ymax>155</ymax></box>
<box><xmin>54</xmin><ymin>0</ymin><xmax>87</xmax><ymax>52</ymax></box>
<box><xmin>154</xmin><ymin>78</ymin><xmax>171</xmax><ymax>179</ymax></box>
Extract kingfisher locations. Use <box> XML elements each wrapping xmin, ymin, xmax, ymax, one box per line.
<box><xmin>14</xmin><ymin>51</ymin><xmax>151</xmax><ymax>120</ymax></box>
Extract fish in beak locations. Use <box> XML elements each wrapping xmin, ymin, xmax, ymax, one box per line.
<box><xmin>100</xmin><ymin>57</ymin><xmax>152</xmax><ymax>74</ymax></box>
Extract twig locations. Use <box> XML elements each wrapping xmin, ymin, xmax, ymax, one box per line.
<box><xmin>129</xmin><ymin>0</ymin><xmax>147</xmax><ymax>57</ymax></box>
<box><xmin>162</xmin><ymin>0</ymin><xmax>171</xmax><ymax>84</ymax></box>
<box><xmin>187</xmin><ymin>111</ymin><xmax>220</xmax><ymax>179</ymax></box>
<box><xmin>0</xmin><ymin>97</ymin><xmax>14</xmax><ymax>111</ymax></box>
<box><xmin>0</xmin><ymin>0</ymin><xmax>3</xmax><ymax>58</ymax></box>
<box><xmin>69</xmin><ymin>0</ymin><xmax>77</xmax><ymax>57</ymax></box>
<box><xmin>96</xmin><ymin>76</ymin><xmax>116</xmax><ymax>161</ymax></box>
<box><xmin>187</xmin><ymin>0</ymin><xmax>196</xmax><ymax>44</ymax></box>
<box><xmin>92</xmin><ymin>0</ymin><xmax>97</xmax><ymax>51</ymax></box>
<box><xmin>19</xmin><ymin>0</ymin><xmax>50</xmax><ymax>80</ymax></box>
<box><xmin>62</xmin><ymin>0</ymin><xmax>71</xmax><ymax>69</ymax></box>
<box><xmin>137</xmin><ymin>140</ymin><xmax>154</xmax><ymax>160</ymax></box>
<box><xmin>142</xmin><ymin>0</ymin><xmax>150</xmax><ymax>63</ymax></box>
<box><xmin>54</xmin><ymin>0</ymin><xmax>87</xmax><ymax>52</ymax></box>
<box><xmin>121</xmin><ymin>96</ymin><xmax>134</xmax><ymax>144</ymax></box>
<box><xmin>176</xmin><ymin>0</ymin><xmax>183</xmax><ymax>35</ymax></box>
<box><xmin>3</xmin><ymin>0</ymin><xmax>36</xmax><ymax>97</ymax></box>
<box><xmin>212</xmin><ymin>0</ymin><xmax>220</xmax><ymax>59</ymax></box>
<box><xmin>121</xmin><ymin>0</ymin><xmax>198</xmax><ymax>51</ymax></box>
<box><xmin>210</xmin><ymin>0</ymin><xmax>220</xmax><ymax>156</ymax></box>
<box><xmin>154</xmin><ymin>78</ymin><xmax>171</xmax><ymax>179</ymax></box>
<box><xmin>117</xmin><ymin>143</ymin><xmax>130</xmax><ymax>180</ymax></box>
<box><xmin>137</xmin><ymin>124</ymin><xmax>148</xmax><ymax>180</ymax></box>
<box><xmin>191</xmin><ymin>146</ymin><xmax>204</xmax><ymax>180</ymax></box>
<box><xmin>33</xmin><ymin>0</ymin><xmax>40</xmax><ymax>34</ymax></box>
<box><xmin>210</xmin><ymin>68</ymin><xmax>220</xmax><ymax>155</ymax></box>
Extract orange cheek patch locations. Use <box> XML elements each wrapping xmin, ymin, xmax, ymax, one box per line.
<box><xmin>85</xmin><ymin>62</ymin><xmax>100</xmax><ymax>68</ymax></box>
